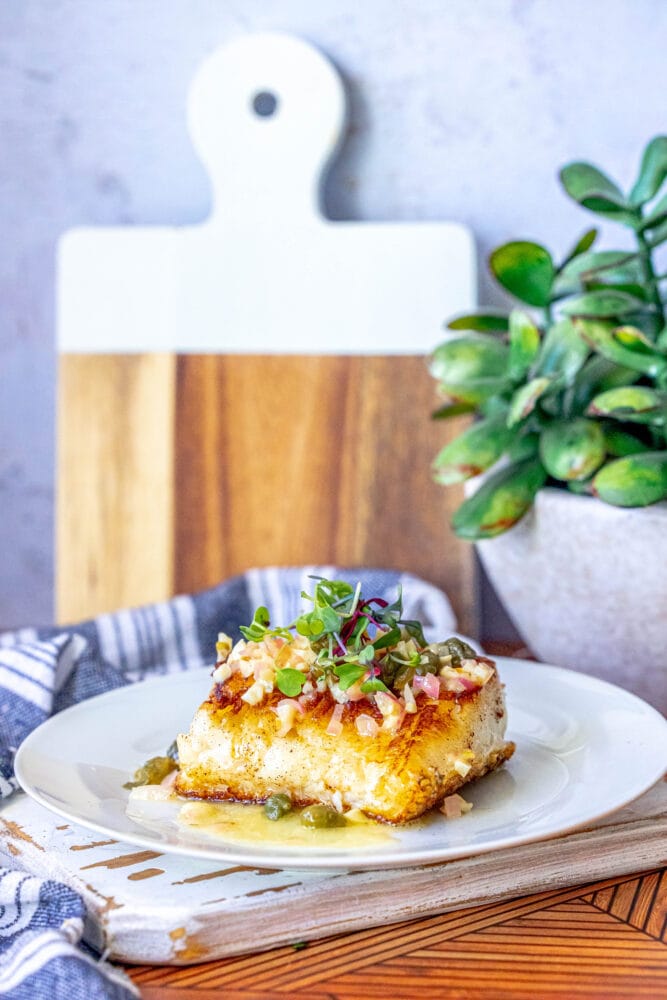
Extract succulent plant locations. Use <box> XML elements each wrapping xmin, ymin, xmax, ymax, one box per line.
<box><xmin>431</xmin><ymin>136</ymin><xmax>667</xmax><ymax>540</ymax></box>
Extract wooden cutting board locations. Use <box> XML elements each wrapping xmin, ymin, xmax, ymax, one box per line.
<box><xmin>2</xmin><ymin>782</ymin><xmax>666</xmax><ymax>965</ymax></box>
<box><xmin>55</xmin><ymin>33</ymin><xmax>476</xmax><ymax>628</ymax></box>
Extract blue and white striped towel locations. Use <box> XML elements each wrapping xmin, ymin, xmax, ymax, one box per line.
<box><xmin>0</xmin><ymin>566</ymin><xmax>456</xmax><ymax>999</ymax></box>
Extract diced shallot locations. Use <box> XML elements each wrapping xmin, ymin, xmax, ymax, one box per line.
<box><xmin>160</xmin><ymin>769</ymin><xmax>178</xmax><ymax>791</ymax></box>
<box><xmin>402</xmin><ymin>683</ymin><xmax>418</xmax><ymax>714</ymax></box>
<box><xmin>272</xmin><ymin>698</ymin><xmax>304</xmax><ymax>736</ymax></box>
<box><xmin>375</xmin><ymin>690</ymin><xmax>405</xmax><ymax>732</ymax></box>
<box><xmin>345</xmin><ymin>680</ymin><xmax>367</xmax><ymax>702</ymax></box>
<box><xmin>355</xmin><ymin>713</ymin><xmax>380</xmax><ymax>737</ymax></box>
<box><xmin>413</xmin><ymin>673</ymin><xmax>441</xmax><ymax>699</ymax></box>
<box><xmin>440</xmin><ymin>793</ymin><xmax>473</xmax><ymax>819</ymax></box>
<box><xmin>326</xmin><ymin>703</ymin><xmax>345</xmax><ymax>736</ymax></box>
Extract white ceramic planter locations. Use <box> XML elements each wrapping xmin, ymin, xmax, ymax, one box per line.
<box><xmin>475</xmin><ymin>487</ymin><xmax>667</xmax><ymax>714</ymax></box>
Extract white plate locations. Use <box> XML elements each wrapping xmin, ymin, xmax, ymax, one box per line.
<box><xmin>14</xmin><ymin>658</ymin><xmax>667</xmax><ymax>870</ymax></box>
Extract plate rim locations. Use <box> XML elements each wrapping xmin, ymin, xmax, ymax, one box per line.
<box><xmin>14</xmin><ymin>657</ymin><xmax>667</xmax><ymax>870</ymax></box>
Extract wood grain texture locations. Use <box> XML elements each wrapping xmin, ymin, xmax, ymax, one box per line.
<box><xmin>128</xmin><ymin>867</ymin><xmax>667</xmax><ymax>999</ymax></box>
<box><xmin>56</xmin><ymin>354</ymin><xmax>176</xmax><ymax>622</ymax></box>
<box><xmin>57</xmin><ymin>354</ymin><xmax>472</xmax><ymax>628</ymax></box>
<box><xmin>174</xmin><ymin>355</ymin><xmax>473</xmax><ymax>632</ymax></box>
<box><xmin>2</xmin><ymin>778</ymin><xmax>666</xmax><ymax>968</ymax></box>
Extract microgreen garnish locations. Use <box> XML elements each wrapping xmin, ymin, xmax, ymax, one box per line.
<box><xmin>239</xmin><ymin>606</ymin><xmax>292</xmax><ymax>643</ymax></box>
<box><xmin>237</xmin><ymin>577</ymin><xmax>432</xmax><ymax>694</ymax></box>
<box><xmin>334</xmin><ymin>663</ymin><xmax>367</xmax><ymax>691</ymax></box>
<box><xmin>360</xmin><ymin>678</ymin><xmax>390</xmax><ymax>694</ymax></box>
<box><xmin>275</xmin><ymin>668</ymin><xmax>308</xmax><ymax>698</ymax></box>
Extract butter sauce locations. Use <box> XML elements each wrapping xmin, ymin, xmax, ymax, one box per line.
<box><xmin>176</xmin><ymin>800</ymin><xmax>396</xmax><ymax>849</ymax></box>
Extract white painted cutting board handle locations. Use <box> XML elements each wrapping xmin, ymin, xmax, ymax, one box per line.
<box><xmin>188</xmin><ymin>33</ymin><xmax>346</xmax><ymax>223</ymax></box>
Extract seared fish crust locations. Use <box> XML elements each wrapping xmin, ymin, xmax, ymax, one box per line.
<box><xmin>176</xmin><ymin>668</ymin><xmax>514</xmax><ymax>823</ymax></box>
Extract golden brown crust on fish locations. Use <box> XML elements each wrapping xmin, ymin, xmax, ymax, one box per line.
<box><xmin>175</xmin><ymin>665</ymin><xmax>515</xmax><ymax>823</ymax></box>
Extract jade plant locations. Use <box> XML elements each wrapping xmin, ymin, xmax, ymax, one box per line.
<box><xmin>430</xmin><ymin>135</ymin><xmax>667</xmax><ymax>540</ymax></box>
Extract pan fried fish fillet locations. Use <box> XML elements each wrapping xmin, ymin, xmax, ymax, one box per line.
<box><xmin>176</xmin><ymin>633</ymin><xmax>514</xmax><ymax>824</ymax></box>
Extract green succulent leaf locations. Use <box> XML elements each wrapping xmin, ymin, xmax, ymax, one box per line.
<box><xmin>507</xmin><ymin>377</ymin><xmax>551</xmax><ymax>427</ymax></box>
<box><xmin>539</xmin><ymin>418</ymin><xmax>606</xmax><ymax>481</ymax></box>
<box><xmin>451</xmin><ymin>460</ymin><xmax>547</xmax><ymax>540</ymax></box>
<box><xmin>431</xmin><ymin>401</ymin><xmax>476</xmax><ymax>420</ymax></box>
<box><xmin>570</xmin><ymin>356</ymin><xmax>638</xmax><ymax>411</ymax></box>
<box><xmin>489</xmin><ymin>241</ymin><xmax>555</xmax><ymax>307</ymax></box>
<box><xmin>576</xmin><ymin>320</ymin><xmax>667</xmax><ymax>377</ymax></box>
<box><xmin>447</xmin><ymin>313</ymin><xmax>510</xmax><ymax>333</ymax></box>
<box><xmin>429</xmin><ymin>336</ymin><xmax>511</xmax><ymax>405</ymax></box>
<box><xmin>554</xmin><ymin>250</ymin><xmax>640</xmax><ymax>296</ymax></box>
<box><xmin>508</xmin><ymin>310</ymin><xmax>541</xmax><ymax>378</ymax></box>
<box><xmin>638</xmin><ymin>191</ymin><xmax>667</xmax><ymax>232</ymax></box>
<box><xmin>584</xmin><ymin>281</ymin><xmax>648</xmax><ymax>302</ymax></box>
<box><xmin>567</xmin><ymin>478</ymin><xmax>594</xmax><ymax>496</ymax></box>
<box><xmin>587</xmin><ymin>385</ymin><xmax>667</xmax><ymax>423</ymax></box>
<box><xmin>561</xmin><ymin>289</ymin><xmax>646</xmax><ymax>319</ymax></box>
<box><xmin>604</xmin><ymin>426</ymin><xmax>649</xmax><ymax>457</ymax></box>
<box><xmin>593</xmin><ymin>452</ymin><xmax>667</xmax><ymax>506</ymax></box>
<box><xmin>562</xmin><ymin>228</ymin><xmax>598</xmax><ymax>266</ymax></box>
<box><xmin>559</xmin><ymin>162</ymin><xmax>634</xmax><ymax>224</ymax></box>
<box><xmin>630</xmin><ymin>136</ymin><xmax>667</xmax><ymax>206</ymax></box>
<box><xmin>429</xmin><ymin>336</ymin><xmax>508</xmax><ymax>383</ymax></box>
<box><xmin>432</xmin><ymin>414</ymin><xmax>513</xmax><ymax>485</ymax></box>
<box><xmin>436</xmin><ymin>376</ymin><xmax>514</xmax><ymax>406</ymax></box>
<box><xmin>612</xmin><ymin>325</ymin><xmax>662</xmax><ymax>353</ymax></box>
<box><xmin>535</xmin><ymin>318</ymin><xmax>589</xmax><ymax>384</ymax></box>
<box><xmin>507</xmin><ymin>432</ymin><xmax>541</xmax><ymax>462</ymax></box>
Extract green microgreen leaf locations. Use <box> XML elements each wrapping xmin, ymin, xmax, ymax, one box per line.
<box><xmin>360</xmin><ymin>678</ymin><xmax>390</xmax><ymax>694</ymax></box>
<box><xmin>401</xmin><ymin>620</ymin><xmax>428</xmax><ymax>647</ymax></box>
<box><xmin>335</xmin><ymin>663</ymin><xmax>367</xmax><ymax>691</ymax></box>
<box><xmin>372</xmin><ymin>627</ymin><xmax>402</xmax><ymax>651</ymax></box>
<box><xmin>355</xmin><ymin>645</ymin><xmax>375</xmax><ymax>664</ymax></box>
<box><xmin>275</xmin><ymin>668</ymin><xmax>307</xmax><ymax>697</ymax></box>
<box><xmin>239</xmin><ymin>606</ymin><xmax>271</xmax><ymax>641</ymax></box>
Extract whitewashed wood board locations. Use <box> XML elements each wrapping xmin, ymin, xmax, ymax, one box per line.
<box><xmin>57</xmin><ymin>32</ymin><xmax>475</xmax><ymax>355</ymax></box>
<box><xmin>1</xmin><ymin>783</ymin><xmax>665</xmax><ymax>966</ymax></box>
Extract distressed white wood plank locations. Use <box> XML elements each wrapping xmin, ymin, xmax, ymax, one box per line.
<box><xmin>57</xmin><ymin>33</ymin><xmax>475</xmax><ymax>355</ymax></box>
<box><xmin>1</xmin><ymin>782</ymin><xmax>665</xmax><ymax>965</ymax></box>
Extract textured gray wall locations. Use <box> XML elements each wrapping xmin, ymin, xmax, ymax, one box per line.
<box><xmin>1</xmin><ymin>0</ymin><xmax>666</xmax><ymax>628</ymax></box>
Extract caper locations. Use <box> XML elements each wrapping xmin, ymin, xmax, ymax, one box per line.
<box><xmin>123</xmin><ymin>755</ymin><xmax>177</xmax><ymax>789</ymax></box>
<box><xmin>300</xmin><ymin>804</ymin><xmax>347</xmax><ymax>828</ymax></box>
<box><xmin>417</xmin><ymin>649</ymin><xmax>441</xmax><ymax>673</ymax></box>
<box><xmin>445</xmin><ymin>637</ymin><xmax>477</xmax><ymax>660</ymax></box>
<box><xmin>264</xmin><ymin>793</ymin><xmax>292</xmax><ymax>821</ymax></box>
<box><xmin>392</xmin><ymin>664</ymin><xmax>416</xmax><ymax>691</ymax></box>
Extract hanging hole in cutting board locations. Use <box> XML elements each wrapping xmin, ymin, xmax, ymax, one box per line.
<box><xmin>251</xmin><ymin>91</ymin><xmax>279</xmax><ymax>118</ymax></box>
